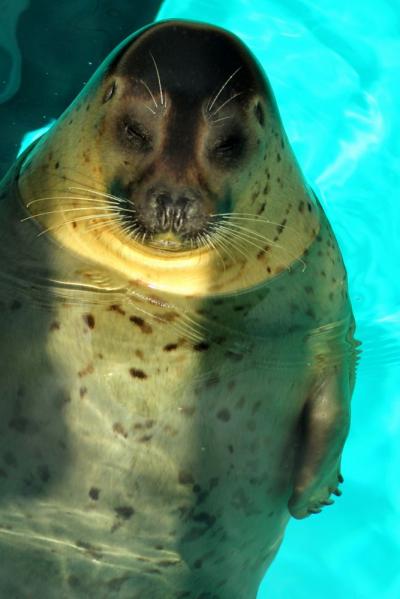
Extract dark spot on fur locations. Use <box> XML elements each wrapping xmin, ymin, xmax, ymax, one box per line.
<box><xmin>55</xmin><ymin>161</ymin><xmax>59</xmax><ymax>169</ymax></box>
<box><xmin>129</xmin><ymin>368</ymin><xmax>147</xmax><ymax>379</ymax></box>
<box><xmin>130</xmin><ymin>316</ymin><xmax>153</xmax><ymax>334</ymax></box>
<box><xmin>305</xmin><ymin>308</ymin><xmax>316</xmax><ymax>319</ymax></box>
<box><xmin>76</xmin><ymin>540</ymin><xmax>103</xmax><ymax>560</ymax></box>
<box><xmin>257</xmin><ymin>201</ymin><xmax>266</xmax><ymax>215</ymax></box>
<box><xmin>298</xmin><ymin>201</ymin><xmax>305</xmax><ymax>213</ymax></box>
<box><xmin>276</xmin><ymin>218</ymin><xmax>287</xmax><ymax>234</ymax></box>
<box><xmin>114</xmin><ymin>506</ymin><xmax>134</xmax><ymax>519</ymax></box>
<box><xmin>113</xmin><ymin>422</ymin><xmax>128</xmax><ymax>438</ymax></box>
<box><xmin>108</xmin><ymin>304</ymin><xmax>126</xmax><ymax>315</ymax></box>
<box><xmin>83</xmin><ymin>313</ymin><xmax>95</xmax><ymax>329</ymax></box>
<box><xmin>158</xmin><ymin>559</ymin><xmax>179</xmax><ymax>567</ymax></box>
<box><xmin>192</xmin><ymin>512</ymin><xmax>216</xmax><ymax>528</ymax></box>
<box><xmin>79</xmin><ymin>386</ymin><xmax>87</xmax><ymax>398</ymax></box>
<box><xmin>89</xmin><ymin>487</ymin><xmax>100</xmax><ymax>500</ymax></box>
<box><xmin>216</xmin><ymin>408</ymin><xmax>231</xmax><ymax>422</ymax></box>
<box><xmin>50</xmin><ymin>321</ymin><xmax>60</xmax><ymax>331</ymax></box>
<box><xmin>164</xmin><ymin>343</ymin><xmax>178</xmax><ymax>351</ymax></box>
<box><xmin>227</xmin><ymin>444</ymin><xmax>234</xmax><ymax>454</ymax></box>
<box><xmin>304</xmin><ymin>286</ymin><xmax>314</xmax><ymax>294</ymax></box>
<box><xmin>277</xmin><ymin>153</ymin><xmax>281</xmax><ymax>162</ymax></box>
<box><xmin>307</xmin><ymin>202</ymin><xmax>312</xmax><ymax>212</ymax></box>
<box><xmin>193</xmin><ymin>341</ymin><xmax>210</xmax><ymax>352</ymax></box>
<box><xmin>78</xmin><ymin>363</ymin><xmax>94</xmax><ymax>378</ymax></box>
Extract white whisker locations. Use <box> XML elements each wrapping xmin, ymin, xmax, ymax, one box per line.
<box><xmin>212</xmin><ymin>92</ymin><xmax>243</xmax><ymax>116</ymax></box>
<box><xmin>208</xmin><ymin>67</ymin><xmax>241</xmax><ymax>112</ymax></box>
<box><xmin>139</xmin><ymin>78</ymin><xmax>158</xmax><ymax>109</ymax></box>
<box><xmin>150</xmin><ymin>52</ymin><xmax>164</xmax><ymax>107</ymax></box>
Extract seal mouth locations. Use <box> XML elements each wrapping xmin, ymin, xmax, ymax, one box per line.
<box><xmin>113</xmin><ymin>185</ymin><xmax>219</xmax><ymax>252</ymax></box>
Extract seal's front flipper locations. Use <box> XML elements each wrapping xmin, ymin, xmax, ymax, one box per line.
<box><xmin>288</xmin><ymin>370</ymin><xmax>351</xmax><ymax>519</ymax></box>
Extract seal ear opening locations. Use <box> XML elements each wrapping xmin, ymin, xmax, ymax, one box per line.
<box><xmin>254</xmin><ymin>101</ymin><xmax>265</xmax><ymax>127</ymax></box>
<box><xmin>103</xmin><ymin>81</ymin><xmax>116</xmax><ymax>103</ymax></box>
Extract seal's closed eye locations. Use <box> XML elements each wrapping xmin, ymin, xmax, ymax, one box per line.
<box><xmin>211</xmin><ymin>133</ymin><xmax>246</xmax><ymax>165</ymax></box>
<box><xmin>121</xmin><ymin>119</ymin><xmax>153</xmax><ymax>152</ymax></box>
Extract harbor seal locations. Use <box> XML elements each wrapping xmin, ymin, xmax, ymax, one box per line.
<box><xmin>0</xmin><ymin>19</ymin><xmax>357</xmax><ymax>598</ymax></box>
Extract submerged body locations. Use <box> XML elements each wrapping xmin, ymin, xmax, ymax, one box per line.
<box><xmin>0</xmin><ymin>20</ymin><xmax>356</xmax><ymax>598</ymax></box>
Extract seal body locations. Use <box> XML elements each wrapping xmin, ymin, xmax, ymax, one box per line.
<box><xmin>0</xmin><ymin>20</ymin><xmax>357</xmax><ymax>598</ymax></box>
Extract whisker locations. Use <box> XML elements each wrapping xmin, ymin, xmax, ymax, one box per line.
<box><xmin>144</xmin><ymin>104</ymin><xmax>156</xmax><ymax>115</ymax></box>
<box><xmin>211</xmin><ymin>232</ymin><xmax>236</xmax><ymax>264</ymax></box>
<box><xmin>208</xmin><ymin>67</ymin><xmax>241</xmax><ymax>112</ymax></box>
<box><xmin>215</xmin><ymin>222</ymin><xmax>306</xmax><ymax>272</ymax></box>
<box><xmin>204</xmin><ymin>232</ymin><xmax>225</xmax><ymax>269</ymax></box>
<box><xmin>217</xmin><ymin>221</ymin><xmax>280</xmax><ymax>244</ymax></box>
<box><xmin>213</xmin><ymin>213</ymin><xmax>301</xmax><ymax>235</ymax></box>
<box><xmin>139</xmin><ymin>78</ymin><xmax>158</xmax><ymax>109</ymax></box>
<box><xmin>69</xmin><ymin>186</ymin><xmax>136</xmax><ymax>207</ymax></box>
<box><xmin>211</xmin><ymin>116</ymin><xmax>233</xmax><ymax>125</ymax></box>
<box><xmin>149</xmin><ymin>52</ymin><xmax>164</xmax><ymax>107</ymax></box>
<box><xmin>212</xmin><ymin>92</ymin><xmax>243</xmax><ymax>116</ymax></box>
<box><xmin>213</xmin><ymin>228</ymin><xmax>251</xmax><ymax>261</ymax></box>
<box><xmin>35</xmin><ymin>213</ymin><xmax>121</xmax><ymax>238</ymax></box>
<box><xmin>20</xmin><ymin>206</ymin><xmax>120</xmax><ymax>223</ymax></box>
<box><xmin>27</xmin><ymin>196</ymin><xmax>122</xmax><ymax>209</ymax></box>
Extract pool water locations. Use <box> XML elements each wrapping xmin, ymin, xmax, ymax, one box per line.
<box><xmin>157</xmin><ymin>2</ymin><xmax>400</xmax><ymax>598</ymax></box>
<box><xmin>8</xmin><ymin>1</ymin><xmax>400</xmax><ymax>597</ymax></box>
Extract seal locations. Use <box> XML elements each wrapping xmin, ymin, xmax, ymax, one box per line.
<box><xmin>0</xmin><ymin>19</ymin><xmax>357</xmax><ymax>598</ymax></box>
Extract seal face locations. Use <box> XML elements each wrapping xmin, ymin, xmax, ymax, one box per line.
<box><xmin>101</xmin><ymin>23</ymin><xmax>269</xmax><ymax>249</ymax></box>
<box><xmin>0</xmin><ymin>19</ymin><xmax>357</xmax><ymax>598</ymax></box>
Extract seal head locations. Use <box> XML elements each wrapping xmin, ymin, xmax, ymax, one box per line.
<box><xmin>18</xmin><ymin>20</ymin><xmax>320</xmax><ymax>295</ymax></box>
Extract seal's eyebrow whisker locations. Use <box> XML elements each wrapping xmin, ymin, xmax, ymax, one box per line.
<box><xmin>149</xmin><ymin>52</ymin><xmax>164</xmax><ymax>107</ymax></box>
<box><xmin>212</xmin><ymin>92</ymin><xmax>243</xmax><ymax>117</ymax></box>
<box><xmin>208</xmin><ymin>66</ymin><xmax>242</xmax><ymax>113</ymax></box>
<box><xmin>144</xmin><ymin>104</ymin><xmax>156</xmax><ymax>115</ymax></box>
<box><xmin>139</xmin><ymin>78</ymin><xmax>158</xmax><ymax>109</ymax></box>
<box><xmin>211</xmin><ymin>115</ymin><xmax>233</xmax><ymax>125</ymax></box>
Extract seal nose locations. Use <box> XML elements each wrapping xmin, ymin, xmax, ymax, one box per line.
<box><xmin>150</xmin><ymin>188</ymin><xmax>193</xmax><ymax>233</ymax></box>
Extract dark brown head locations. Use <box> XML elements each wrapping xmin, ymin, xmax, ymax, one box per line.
<box><xmin>96</xmin><ymin>19</ymin><xmax>273</xmax><ymax>249</ymax></box>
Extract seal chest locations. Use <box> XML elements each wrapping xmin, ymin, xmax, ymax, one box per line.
<box><xmin>0</xmin><ymin>19</ymin><xmax>357</xmax><ymax>598</ymax></box>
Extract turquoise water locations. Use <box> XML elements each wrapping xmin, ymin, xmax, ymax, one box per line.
<box><xmin>14</xmin><ymin>1</ymin><xmax>400</xmax><ymax>597</ymax></box>
<box><xmin>156</xmin><ymin>2</ymin><xmax>399</xmax><ymax>598</ymax></box>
